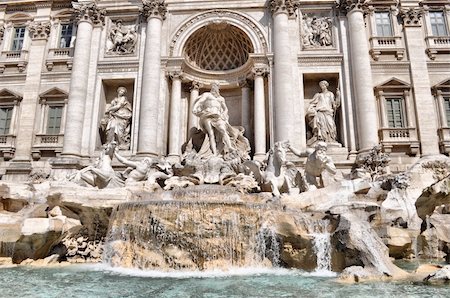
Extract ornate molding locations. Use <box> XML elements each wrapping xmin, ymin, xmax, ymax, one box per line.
<box><xmin>28</xmin><ymin>22</ymin><xmax>51</xmax><ymax>40</ymax></box>
<box><xmin>238</xmin><ymin>78</ymin><xmax>250</xmax><ymax>88</ymax></box>
<box><xmin>169</xmin><ymin>10</ymin><xmax>268</xmax><ymax>56</ymax></box>
<box><xmin>73</xmin><ymin>2</ymin><xmax>105</xmax><ymax>26</ymax></box>
<box><xmin>191</xmin><ymin>80</ymin><xmax>202</xmax><ymax>91</ymax></box>
<box><xmin>338</xmin><ymin>0</ymin><xmax>369</xmax><ymax>14</ymax></box>
<box><xmin>167</xmin><ymin>70</ymin><xmax>184</xmax><ymax>80</ymax></box>
<box><xmin>141</xmin><ymin>0</ymin><xmax>167</xmax><ymax>21</ymax></box>
<box><xmin>269</xmin><ymin>0</ymin><xmax>300</xmax><ymax>17</ymax></box>
<box><xmin>252</xmin><ymin>65</ymin><xmax>269</xmax><ymax>77</ymax></box>
<box><xmin>400</xmin><ymin>8</ymin><xmax>424</xmax><ymax>27</ymax></box>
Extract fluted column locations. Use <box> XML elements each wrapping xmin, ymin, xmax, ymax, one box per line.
<box><xmin>168</xmin><ymin>70</ymin><xmax>183</xmax><ymax>159</ymax></box>
<box><xmin>400</xmin><ymin>8</ymin><xmax>440</xmax><ymax>155</ymax></box>
<box><xmin>269</xmin><ymin>0</ymin><xmax>299</xmax><ymax>143</ymax></box>
<box><xmin>13</xmin><ymin>21</ymin><xmax>51</xmax><ymax>161</ymax></box>
<box><xmin>239</xmin><ymin>79</ymin><xmax>251</xmax><ymax>141</ymax></box>
<box><xmin>341</xmin><ymin>0</ymin><xmax>379</xmax><ymax>151</ymax></box>
<box><xmin>188</xmin><ymin>81</ymin><xmax>201</xmax><ymax>129</ymax></box>
<box><xmin>137</xmin><ymin>0</ymin><xmax>167</xmax><ymax>156</ymax></box>
<box><xmin>253</xmin><ymin>66</ymin><xmax>269</xmax><ymax>158</ymax></box>
<box><xmin>62</xmin><ymin>2</ymin><xmax>104</xmax><ymax>157</ymax></box>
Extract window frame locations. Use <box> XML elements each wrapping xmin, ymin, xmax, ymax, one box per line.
<box><xmin>375</xmin><ymin>11</ymin><xmax>394</xmax><ymax>37</ymax></box>
<box><xmin>385</xmin><ymin>96</ymin><xmax>406</xmax><ymax>128</ymax></box>
<box><xmin>10</xmin><ymin>26</ymin><xmax>26</xmax><ymax>51</ymax></box>
<box><xmin>429</xmin><ymin>10</ymin><xmax>449</xmax><ymax>36</ymax></box>
<box><xmin>58</xmin><ymin>23</ymin><xmax>74</xmax><ymax>49</ymax></box>
<box><xmin>0</xmin><ymin>106</ymin><xmax>14</xmax><ymax>135</ymax></box>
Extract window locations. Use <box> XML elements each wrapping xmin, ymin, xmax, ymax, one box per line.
<box><xmin>11</xmin><ymin>27</ymin><xmax>26</xmax><ymax>51</ymax></box>
<box><xmin>375</xmin><ymin>12</ymin><xmax>393</xmax><ymax>37</ymax></box>
<box><xmin>444</xmin><ymin>97</ymin><xmax>450</xmax><ymax>127</ymax></box>
<box><xmin>0</xmin><ymin>107</ymin><xmax>13</xmax><ymax>135</ymax></box>
<box><xmin>59</xmin><ymin>24</ymin><xmax>73</xmax><ymax>48</ymax></box>
<box><xmin>430</xmin><ymin>11</ymin><xmax>448</xmax><ymax>36</ymax></box>
<box><xmin>386</xmin><ymin>98</ymin><xmax>405</xmax><ymax>128</ymax></box>
<box><xmin>46</xmin><ymin>106</ymin><xmax>63</xmax><ymax>134</ymax></box>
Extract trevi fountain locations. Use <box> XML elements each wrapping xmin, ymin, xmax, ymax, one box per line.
<box><xmin>0</xmin><ymin>0</ymin><xmax>449</xmax><ymax>297</ymax></box>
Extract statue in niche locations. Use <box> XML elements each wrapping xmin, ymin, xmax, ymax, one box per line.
<box><xmin>305</xmin><ymin>80</ymin><xmax>340</xmax><ymax>146</ymax></box>
<box><xmin>191</xmin><ymin>83</ymin><xmax>250</xmax><ymax>161</ymax></box>
<box><xmin>107</xmin><ymin>20</ymin><xmax>137</xmax><ymax>55</ymax></box>
<box><xmin>302</xmin><ymin>14</ymin><xmax>333</xmax><ymax>48</ymax></box>
<box><xmin>100</xmin><ymin>86</ymin><xmax>132</xmax><ymax>150</ymax></box>
<box><xmin>289</xmin><ymin>141</ymin><xmax>337</xmax><ymax>190</ymax></box>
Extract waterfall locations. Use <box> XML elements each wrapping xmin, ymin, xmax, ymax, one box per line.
<box><xmin>308</xmin><ymin>219</ymin><xmax>332</xmax><ymax>272</ymax></box>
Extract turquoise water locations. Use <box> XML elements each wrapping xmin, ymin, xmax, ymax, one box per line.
<box><xmin>0</xmin><ymin>265</ymin><xmax>448</xmax><ymax>298</ymax></box>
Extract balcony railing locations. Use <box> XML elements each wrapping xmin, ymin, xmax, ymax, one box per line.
<box><xmin>46</xmin><ymin>48</ymin><xmax>74</xmax><ymax>71</ymax></box>
<box><xmin>0</xmin><ymin>135</ymin><xmax>16</xmax><ymax>160</ymax></box>
<box><xmin>34</xmin><ymin>134</ymin><xmax>64</xmax><ymax>147</ymax></box>
<box><xmin>438</xmin><ymin>127</ymin><xmax>450</xmax><ymax>154</ymax></box>
<box><xmin>379</xmin><ymin>127</ymin><xmax>419</xmax><ymax>155</ymax></box>
<box><xmin>369</xmin><ymin>36</ymin><xmax>404</xmax><ymax>60</ymax></box>
<box><xmin>0</xmin><ymin>50</ymin><xmax>29</xmax><ymax>72</ymax></box>
<box><xmin>425</xmin><ymin>36</ymin><xmax>450</xmax><ymax>59</ymax></box>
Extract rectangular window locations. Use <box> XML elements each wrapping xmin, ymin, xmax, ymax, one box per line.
<box><xmin>386</xmin><ymin>98</ymin><xmax>405</xmax><ymax>128</ymax></box>
<box><xmin>59</xmin><ymin>24</ymin><xmax>73</xmax><ymax>48</ymax></box>
<box><xmin>46</xmin><ymin>106</ymin><xmax>63</xmax><ymax>134</ymax></box>
<box><xmin>11</xmin><ymin>27</ymin><xmax>26</xmax><ymax>51</ymax></box>
<box><xmin>444</xmin><ymin>97</ymin><xmax>450</xmax><ymax>127</ymax></box>
<box><xmin>375</xmin><ymin>12</ymin><xmax>393</xmax><ymax>37</ymax></box>
<box><xmin>430</xmin><ymin>11</ymin><xmax>448</xmax><ymax>36</ymax></box>
<box><xmin>0</xmin><ymin>107</ymin><xmax>13</xmax><ymax>135</ymax></box>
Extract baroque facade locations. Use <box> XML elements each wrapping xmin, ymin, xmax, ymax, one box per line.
<box><xmin>0</xmin><ymin>0</ymin><xmax>449</xmax><ymax>179</ymax></box>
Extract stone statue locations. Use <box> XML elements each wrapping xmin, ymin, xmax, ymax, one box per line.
<box><xmin>192</xmin><ymin>83</ymin><xmax>250</xmax><ymax>160</ymax></box>
<box><xmin>245</xmin><ymin>141</ymin><xmax>305</xmax><ymax>197</ymax></box>
<box><xmin>305</xmin><ymin>80</ymin><xmax>340</xmax><ymax>146</ymax></box>
<box><xmin>69</xmin><ymin>142</ymin><xmax>124</xmax><ymax>189</ymax></box>
<box><xmin>289</xmin><ymin>141</ymin><xmax>337</xmax><ymax>190</ymax></box>
<box><xmin>114</xmin><ymin>150</ymin><xmax>173</xmax><ymax>186</ymax></box>
<box><xmin>302</xmin><ymin>15</ymin><xmax>333</xmax><ymax>48</ymax></box>
<box><xmin>107</xmin><ymin>20</ymin><xmax>137</xmax><ymax>55</ymax></box>
<box><xmin>100</xmin><ymin>87</ymin><xmax>132</xmax><ymax>150</ymax></box>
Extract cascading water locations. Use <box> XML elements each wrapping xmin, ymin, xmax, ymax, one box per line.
<box><xmin>307</xmin><ymin>219</ymin><xmax>332</xmax><ymax>272</ymax></box>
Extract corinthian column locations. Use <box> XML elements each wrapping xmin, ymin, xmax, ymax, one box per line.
<box><xmin>62</xmin><ymin>2</ymin><xmax>105</xmax><ymax>157</ymax></box>
<box><xmin>269</xmin><ymin>0</ymin><xmax>299</xmax><ymax>143</ymax></box>
<box><xmin>341</xmin><ymin>0</ymin><xmax>379</xmax><ymax>151</ymax></box>
<box><xmin>188</xmin><ymin>81</ymin><xmax>201</xmax><ymax>129</ymax></box>
<box><xmin>137</xmin><ymin>0</ymin><xmax>167</xmax><ymax>156</ymax></box>
<box><xmin>13</xmin><ymin>21</ymin><xmax>50</xmax><ymax>162</ymax></box>
<box><xmin>252</xmin><ymin>66</ymin><xmax>269</xmax><ymax>159</ymax></box>
<box><xmin>167</xmin><ymin>70</ymin><xmax>183</xmax><ymax>160</ymax></box>
<box><xmin>400</xmin><ymin>8</ymin><xmax>439</xmax><ymax>155</ymax></box>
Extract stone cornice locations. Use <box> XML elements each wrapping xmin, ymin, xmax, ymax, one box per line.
<box><xmin>73</xmin><ymin>2</ymin><xmax>106</xmax><ymax>26</ymax></box>
<box><xmin>400</xmin><ymin>7</ymin><xmax>425</xmax><ymax>27</ymax></box>
<box><xmin>28</xmin><ymin>21</ymin><xmax>51</xmax><ymax>40</ymax></box>
<box><xmin>338</xmin><ymin>0</ymin><xmax>369</xmax><ymax>14</ymax></box>
<box><xmin>141</xmin><ymin>0</ymin><xmax>167</xmax><ymax>21</ymax></box>
<box><xmin>269</xmin><ymin>0</ymin><xmax>300</xmax><ymax>17</ymax></box>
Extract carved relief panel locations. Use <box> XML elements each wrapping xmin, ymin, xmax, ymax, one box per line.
<box><xmin>300</xmin><ymin>10</ymin><xmax>335</xmax><ymax>50</ymax></box>
<box><xmin>106</xmin><ymin>19</ymin><xmax>138</xmax><ymax>56</ymax></box>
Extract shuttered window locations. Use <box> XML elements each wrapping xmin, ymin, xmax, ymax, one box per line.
<box><xmin>46</xmin><ymin>106</ymin><xmax>63</xmax><ymax>134</ymax></box>
<box><xmin>11</xmin><ymin>27</ymin><xmax>26</xmax><ymax>51</ymax></box>
<box><xmin>386</xmin><ymin>98</ymin><xmax>405</xmax><ymax>128</ymax></box>
<box><xmin>375</xmin><ymin>12</ymin><xmax>393</xmax><ymax>37</ymax></box>
<box><xmin>0</xmin><ymin>107</ymin><xmax>13</xmax><ymax>135</ymax></box>
<box><xmin>430</xmin><ymin>11</ymin><xmax>448</xmax><ymax>36</ymax></box>
<box><xmin>444</xmin><ymin>97</ymin><xmax>450</xmax><ymax>127</ymax></box>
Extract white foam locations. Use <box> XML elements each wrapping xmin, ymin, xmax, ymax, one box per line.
<box><xmin>74</xmin><ymin>264</ymin><xmax>336</xmax><ymax>279</ymax></box>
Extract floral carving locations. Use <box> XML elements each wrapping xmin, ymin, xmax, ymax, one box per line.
<box><xmin>269</xmin><ymin>0</ymin><xmax>300</xmax><ymax>17</ymax></box>
<box><xmin>400</xmin><ymin>8</ymin><xmax>424</xmax><ymax>27</ymax></box>
<box><xmin>141</xmin><ymin>0</ymin><xmax>167</xmax><ymax>20</ymax></box>
<box><xmin>73</xmin><ymin>2</ymin><xmax>106</xmax><ymax>25</ymax></box>
<box><xmin>28</xmin><ymin>22</ymin><xmax>51</xmax><ymax>40</ymax></box>
<box><xmin>338</xmin><ymin>0</ymin><xmax>369</xmax><ymax>14</ymax></box>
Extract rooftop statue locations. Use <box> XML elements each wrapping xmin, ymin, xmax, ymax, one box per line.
<box><xmin>306</xmin><ymin>80</ymin><xmax>340</xmax><ymax>146</ymax></box>
<box><xmin>100</xmin><ymin>86</ymin><xmax>132</xmax><ymax>150</ymax></box>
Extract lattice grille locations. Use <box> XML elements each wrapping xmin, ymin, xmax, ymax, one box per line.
<box><xmin>184</xmin><ymin>24</ymin><xmax>254</xmax><ymax>71</ymax></box>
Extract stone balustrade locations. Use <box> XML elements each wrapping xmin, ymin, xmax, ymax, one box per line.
<box><xmin>369</xmin><ymin>36</ymin><xmax>405</xmax><ymax>60</ymax></box>
<box><xmin>0</xmin><ymin>50</ymin><xmax>29</xmax><ymax>72</ymax></box>
<box><xmin>379</xmin><ymin>127</ymin><xmax>419</xmax><ymax>155</ymax></box>
<box><xmin>0</xmin><ymin>135</ymin><xmax>16</xmax><ymax>160</ymax></box>
<box><xmin>46</xmin><ymin>48</ymin><xmax>74</xmax><ymax>71</ymax></box>
<box><xmin>425</xmin><ymin>36</ymin><xmax>450</xmax><ymax>59</ymax></box>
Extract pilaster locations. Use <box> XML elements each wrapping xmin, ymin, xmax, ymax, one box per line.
<box><xmin>252</xmin><ymin>65</ymin><xmax>269</xmax><ymax>159</ymax></box>
<box><xmin>167</xmin><ymin>69</ymin><xmax>183</xmax><ymax>160</ymax></box>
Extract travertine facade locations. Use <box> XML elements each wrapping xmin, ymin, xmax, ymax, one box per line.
<box><xmin>0</xmin><ymin>0</ymin><xmax>449</xmax><ymax>179</ymax></box>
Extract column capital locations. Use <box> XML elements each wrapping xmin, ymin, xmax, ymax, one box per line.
<box><xmin>239</xmin><ymin>78</ymin><xmax>251</xmax><ymax>89</ymax></box>
<box><xmin>167</xmin><ymin>70</ymin><xmax>183</xmax><ymax>80</ymax></box>
<box><xmin>400</xmin><ymin>8</ymin><xmax>424</xmax><ymax>27</ymax></box>
<box><xmin>338</xmin><ymin>0</ymin><xmax>369</xmax><ymax>14</ymax></box>
<box><xmin>28</xmin><ymin>21</ymin><xmax>51</xmax><ymax>41</ymax></box>
<box><xmin>142</xmin><ymin>0</ymin><xmax>167</xmax><ymax>21</ymax></box>
<box><xmin>252</xmin><ymin>65</ymin><xmax>270</xmax><ymax>78</ymax></box>
<box><xmin>190</xmin><ymin>80</ymin><xmax>202</xmax><ymax>91</ymax></box>
<box><xmin>73</xmin><ymin>2</ymin><xmax>106</xmax><ymax>26</ymax></box>
<box><xmin>269</xmin><ymin>0</ymin><xmax>300</xmax><ymax>17</ymax></box>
